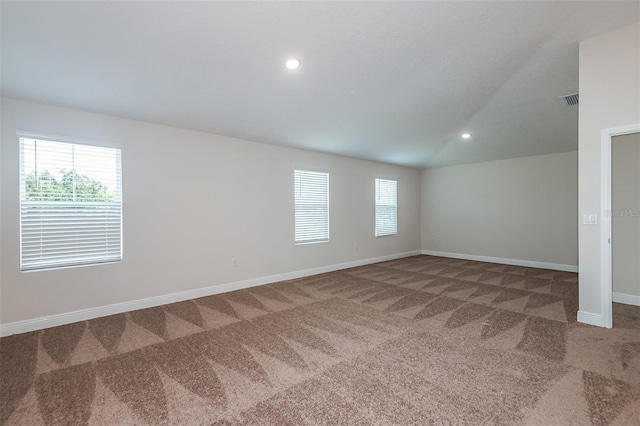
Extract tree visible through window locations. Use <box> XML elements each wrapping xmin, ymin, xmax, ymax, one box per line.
<box><xmin>25</xmin><ymin>169</ymin><xmax>115</xmax><ymax>202</ymax></box>
<box><xmin>20</xmin><ymin>137</ymin><xmax>122</xmax><ymax>271</ymax></box>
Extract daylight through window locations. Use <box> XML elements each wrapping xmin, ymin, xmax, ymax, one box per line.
<box><xmin>294</xmin><ymin>170</ymin><xmax>329</xmax><ymax>244</ymax></box>
<box><xmin>375</xmin><ymin>178</ymin><xmax>397</xmax><ymax>237</ymax></box>
<box><xmin>19</xmin><ymin>137</ymin><xmax>122</xmax><ymax>271</ymax></box>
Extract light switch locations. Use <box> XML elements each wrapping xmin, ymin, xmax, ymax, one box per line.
<box><xmin>582</xmin><ymin>214</ymin><xmax>598</xmax><ymax>225</ymax></box>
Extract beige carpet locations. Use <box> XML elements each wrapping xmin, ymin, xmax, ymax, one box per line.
<box><xmin>1</xmin><ymin>255</ymin><xmax>639</xmax><ymax>425</ymax></box>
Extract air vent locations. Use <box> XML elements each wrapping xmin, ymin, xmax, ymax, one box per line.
<box><xmin>559</xmin><ymin>93</ymin><xmax>579</xmax><ymax>106</ymax></box>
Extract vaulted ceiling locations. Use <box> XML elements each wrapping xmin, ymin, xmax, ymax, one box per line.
<box><xmin>2</xmin><ymin>1</ymin><xmax>638</xmax><ymax>168</ymax></box>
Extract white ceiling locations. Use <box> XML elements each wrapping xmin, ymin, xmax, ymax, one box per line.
<box><xmin>2</xmin><ymin>1</ymin><xmax>639</xmax><ymax>168</ymax></box>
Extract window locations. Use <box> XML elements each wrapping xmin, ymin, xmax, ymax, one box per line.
<box><xmin>375</xmin><ymin>178</ymin><xmax>397</xmax><ymax>237</ymax></box>
<box><xmin>294</xmin><ymin>170</ymin><xmax>329</xmax><ymax>244</ymax></box>
<box><xmin>19</xmin><ymin>136</ymin><xmax>122</xmax><ymax>271</ymax></box>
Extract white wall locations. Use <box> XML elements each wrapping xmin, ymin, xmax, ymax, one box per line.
<box><xmin>421</xmin><ymin>152</ymin><xmax>578</xmax><ymax>268</ymax></box>
<box><xmin>612</xmin><ymin>133</ymin><xmax>640</xmax><ymax>300</ymax></box>
<box><xmin>578</xmin><ymin>22</ymin><xmax>640</xmax><ymax>321</ymax></box>
<box><xmin>0</xmin><ymin>97</ymin><xmax>421</xmax><ymax>327</ymax></box>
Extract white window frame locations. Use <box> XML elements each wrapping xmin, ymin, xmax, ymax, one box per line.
<box><xmin>375</xmin><ymin>178</ymin><xmax>398</xmax><ymax>237</ymax></box>
<box><xmin>294</xmin><ymin>169</ymin><xmax>329</xmax><ymax>244</ymax></box>
<box><xmin>18</xmin><ymin>132</ymin><xmax>123</xmax><ymax>271</ymax></box>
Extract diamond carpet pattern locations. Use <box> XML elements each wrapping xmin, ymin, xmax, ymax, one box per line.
<box><xmin>1</xmin><ymin>255</ymin><xmax>639</xmax><ymax>424</ymax></box>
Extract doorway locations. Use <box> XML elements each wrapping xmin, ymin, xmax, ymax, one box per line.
<box><xmin>611</xmin><ymin>132</ymin><xmax>640</xmax><ymax>327</ymax></box>
<box><xmin>601</xmin><ymin>125</ymin><xmax>640</xmax><ymax>328</ymax></box>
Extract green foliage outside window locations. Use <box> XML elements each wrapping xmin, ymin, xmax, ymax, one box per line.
<box><xmin>25</xmin><ymin>169</ymin><xmax>115</xmax><ymax>202</ymax></box>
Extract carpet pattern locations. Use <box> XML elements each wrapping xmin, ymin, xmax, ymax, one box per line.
<box><xmin>1</xmin><ymin>255</ymin><xmax>639</xmax><ymax>425</ymax></box>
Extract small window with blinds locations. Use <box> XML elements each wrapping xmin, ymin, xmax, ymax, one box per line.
<box><xmin>294</xmin><ymin>169</ymin><xmax>329</xmax><ymax>244</ymax></box>
<box><xmin>375</xmin><ymin>178</ymin><xmax>397</xmax><ymax>237</ymax></box>
<box><xmin>19</xmin><ymin>136</ymin><xmax>122</xmax><ymax>271</ymax></box>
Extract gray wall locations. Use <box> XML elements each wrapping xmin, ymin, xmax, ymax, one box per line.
<box><xmin>1</xmin><ymin>97</ymin><xmax>421</xmax><ymax>326</ymax></box>
<box><xmin>421</xmin><ymin>152</ymin><xmax>578</xmax><ymax>267</ymax></box>
<box><xmin>578</xmin><ymin>21</ymin><xmax>640</xmax><ymax>318</ymax></box>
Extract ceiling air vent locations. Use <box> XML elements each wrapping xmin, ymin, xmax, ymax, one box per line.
<box><xmin>559</xmin><ymin>93</ymin><xmax>579</xmax><ymax>106</ymax></box>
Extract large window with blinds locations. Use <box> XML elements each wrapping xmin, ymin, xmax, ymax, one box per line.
<box><xmin>294</xmin><ymin>169</ymin><xmax>329</xmax><ymax>244</ymax></box>
<box><xmin>19</xmin><ymin>136</ymin><xmax>122</xmax><ymax>271</ymax></box>
<box><xmin>375</xmin><ymin>178</ymin><xmax>397</xmax><ymax>237</ymax></box>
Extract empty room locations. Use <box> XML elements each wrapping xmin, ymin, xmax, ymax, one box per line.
<box><xmin>1</xmin><ymin>1</ymin><xmax>639</xmax><ymax>425</ymax></box>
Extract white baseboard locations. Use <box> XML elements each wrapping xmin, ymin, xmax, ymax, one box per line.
<box><xmin>420</xmin><ymin>250</ymin><xmax>578</xmax><ymax>273</ymax></box>
<box><xmin>613</xmin><ymin>292</ymin><xmax>640</xmax><ymax>306</ymax></box>
<box><xmin>0</xmin><ymin>250</ymin><xmax>421</xmax><ymax>337</ymax></box>
<box><xmin>577</xmin><ymin>310</ymin><xmax>607</xmax><ymax>328</ymax></box>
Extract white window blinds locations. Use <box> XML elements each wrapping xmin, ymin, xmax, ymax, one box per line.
<box><xmin>19</xmin><ymin>137</ymin><xmax>122</xmax><ymax>271</ymax></box>
<box><xmin>375</xmin><ymin>178</ymin><xmax>397</xmax><ymax>237</ymax></box>
<box><xmin>294</xmin><ymin>170</ymin><xmax>329</xmax><ymax>244</ymax></box>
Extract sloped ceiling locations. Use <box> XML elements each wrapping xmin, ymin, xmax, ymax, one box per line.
<box><xmin>2</xmin><ymin>1</ymin><xmax>639</xmax><ymax>168</ymax></box>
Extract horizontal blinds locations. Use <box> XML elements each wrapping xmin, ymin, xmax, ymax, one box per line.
<box><xmin>20</xmin><ymin>138</ymin><xmax>122</xmax><ymax>271</ymax></box>
<box><xmin>295</xmin><ymin>170</ymin><xmax>329</xmax><ymax>244</ymax></box>
<box><xmin>375</xmin><ymin>178</ymin><xmax>397</xmax><ymax>237</ymax></box>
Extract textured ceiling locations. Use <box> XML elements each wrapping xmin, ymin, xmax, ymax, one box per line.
<box><xmin>2</xmin><ymin>1</ymin><xmax>639</xmax><ymax>168</ymax></box>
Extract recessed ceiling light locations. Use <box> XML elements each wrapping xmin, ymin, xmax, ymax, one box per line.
<box><xmin>461</xmin><ymin>133</ymin><xmax>472</xmax><ymax>139</ymax></box>
<box><xmin>285</xmin><ymin>58</ymin><xmax>300</xmax><ymax>70</ymax></box>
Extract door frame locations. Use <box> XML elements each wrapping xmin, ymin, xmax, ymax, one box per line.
<box><xmin>600</xmin><ymin>124</ymin><xmax>640</xmax><ymax>328</ymax></box>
